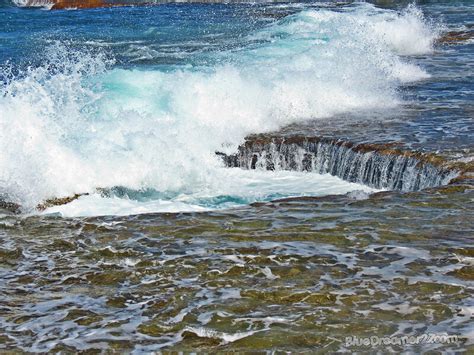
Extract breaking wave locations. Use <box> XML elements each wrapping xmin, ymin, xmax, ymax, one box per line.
<box><xmin>0</xmin><ymin>3</ymin><xmax>440</xmax><ymax>214</ymax></box>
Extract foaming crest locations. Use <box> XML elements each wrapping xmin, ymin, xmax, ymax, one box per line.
<box><xmin>369</xmin><ymin>4</ymin><xmax>442</xmax><ymax>56</ymax></box>
<box><xmin>0</xmin><ymin>4</ymin><xmax>440</xmax><ymax>212</ymax></box>
<box><xmin>0</xmin><ymin>43</ymin><xmax>113</xmax><ymax>208</ymax></box>
<box><xmin>11</xmin><ymin>0</ymin><xmax>53</xmax><ymax>8</ymax></box>
<box><xmin>10</xmin><ymin>0</ymin><xmax>28</xmax><ymax>5</ymax></box>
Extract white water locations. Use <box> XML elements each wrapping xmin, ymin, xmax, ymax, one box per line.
<box><xmin>0</xmin><ymin>3</ymin><xmax>440</xmax><ymax>215</ymax></box>
<box><xmin>11</xmin><ymin>0</ymin><xmax>53</xmax><ymax>8</ymax></box>
<box><xmin>42</xmin><ymin>169</ymin><xmax>375</xmax><ymax>217</ymax></box>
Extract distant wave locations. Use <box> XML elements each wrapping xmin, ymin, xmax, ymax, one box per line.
<box><xmin>10</xmin><ymin>0</ymin><xmax>53</xmax><ymax>7</ymax></box>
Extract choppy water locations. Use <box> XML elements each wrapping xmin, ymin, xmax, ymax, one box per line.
<box><xmin>1</xmin><ymin>185</ymin><xmax>473</xmax><ymax>352</ymax></box>
<box><xmin>0</xmin><ymin>0</ymin><xmax>473</xmax><ymax>352</ymax></box>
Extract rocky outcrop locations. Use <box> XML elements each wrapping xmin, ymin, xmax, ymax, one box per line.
<box><xmin>36</xmin><ymin>193</ymin><xmax>88</xmax><ymax>211</ymax></box>
<box><xmin>219</xmin><ymin>134</ymin><xmax>462</xmax><ymax>192</ymax></box>
<box><xmin>0</xmin><ymin>199</ymin><xmax>21</xmax><ymax>214</ymax></box>
<box><xmin>0</xmin><ymin>193</ymin><xmax>87</xmax><ymax>214</ymax></box>
<box><xmin>51</xmin><ymin>0</ymin><xmax>111</xmax><ymax>9</ymax></box>
<box><xmin>438</xmin><ymin>28</ymin><xmax>474</xmax><ymax>45</ymax></box>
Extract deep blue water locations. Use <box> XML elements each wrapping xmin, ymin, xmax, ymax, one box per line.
<box><xmin>1</xmin><ymin>1</ymin><xmax>470</xmax><ymax>68</ymax></box>
<box><xmin>0</xmin><ymin>3</ymin><xmax>282</xmax><ymax>68</ymax></box>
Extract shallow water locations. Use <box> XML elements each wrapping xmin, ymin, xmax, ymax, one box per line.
<box><xmin>0</xmin><ymin>0</ymin><xmax>473</xmax><ymax>352</ymax></box>
<box><xmin>1</xmin><ymin>185</ymin><xmax>472</xmax><ymax>352</ymax></box>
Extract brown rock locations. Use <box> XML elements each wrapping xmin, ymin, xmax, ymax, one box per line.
<box><xmin>36</xmin><ymin>193</ymin><xmax>88</xmax><ymax>211</ymax></box>
<box><xmin>437</xmin><ymin>29</ymin><xmax>474</xmax><ymax>45</ymax></box>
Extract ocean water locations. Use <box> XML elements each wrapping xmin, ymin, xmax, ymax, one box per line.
<box><xmin>0</xmin><ymin>0</ymin><xmax>473</xmax><ymax>352</ymax></box>
<box><xmin>0</xmin><ymin>0</ymin><xmax>442</xmax><ymax>215</ymax></box>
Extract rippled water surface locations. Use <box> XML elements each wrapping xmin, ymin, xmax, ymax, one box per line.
<box><xmin>1</xmin><ymin>186</ymin><xmax>473</xmax><ymax>352</ymax></box>
<box><xmin>0</xmin><ymin>0</ymin><xmax>473</xmax><ymax>352</ymax></box>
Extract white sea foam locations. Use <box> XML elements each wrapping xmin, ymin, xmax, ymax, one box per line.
<box><xmin>41</xmin><ymin>169</ymin><xmax>375</xmax><ymax>217</ymax></box>
<box><xmin>182</xmin><ymin>326</ymin><xmax>263</xmax><ymax>344</ymax></box>
<box><xmin>12</xmin><ymin>0</ymin><xmax>53</xmax><ymax>8</ymax></box>
<box><xmin>0</xmin><ymin>3</ymin><xmax>440</xmax><ymax>214</ymax></box>
<box><xmin>369</xmin><ymin>4</ymin><xmax>441</xmax><ymax>56</ymax></box>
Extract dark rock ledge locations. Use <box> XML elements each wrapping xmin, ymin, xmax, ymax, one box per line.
<box><xmin>217</xmin><ymin>134</ymin><xmax>469</xmax><ymax>192</ymax></box>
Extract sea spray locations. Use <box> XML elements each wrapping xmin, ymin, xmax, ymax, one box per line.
<box><xmin>0</xmin><ymin>3</ymin><xmax>441</xmax><ymax>212</ymax></box>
